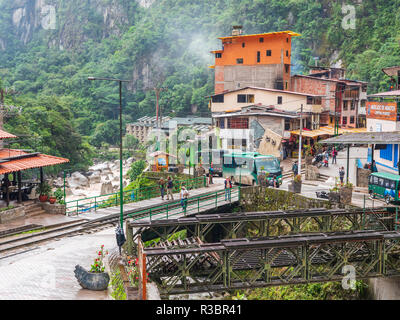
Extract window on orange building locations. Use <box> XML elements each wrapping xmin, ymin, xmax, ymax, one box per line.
<box><xmin>266</xmin><ymin>50</ymin><xmax>272</xmax><ymax>57</ymax></box>
<box><xmin>215</xmin><ymin>53</ymin><xmax>222</xmax><ymax>58</ymax></box>
<box><xmin>237</xmin><ymin>58</ymin><xmax>243</xmax><ymax>64</ymax></box>
<box><xmin>286</xmin><ymin>50</ymin><xmax>289</xmax><ymax>57</ymax></box>
<box><xmin>242</xmin><ymin>43</ymin><xmax>245</xmax><ymax>48</ymax></box>
<box><xmin>285</xmin><ymin>64</ymin><xmax>290</xmax><ymax>73</ymax></box>
<box><xmin>259</xmin><ymin>38</ymin><xmax>264</xmax><ymax>43</ymax></box>
<box><xmin>257</xmin><ymin>51</ymin><xmax>260</xmax><ymax>63</ymax></box>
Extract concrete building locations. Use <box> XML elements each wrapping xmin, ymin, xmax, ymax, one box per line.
<box><xmin>291</xmin><ymin>68</ymin><xmax>368</xmax><ymax>129</ymax></box>
<box><xmin>126</xmin><ymin>116</ymin><xmax>171</xmax><ymax>143</ymax></box>
<box><xmin>366</xmin><ymin>90</ymin><xmax>400</xmax><ymax>173</ymax></box>
<box><xmin>210</xmin><ymin>28</ymin><xmax>300</xmax><ymax>94</ymax></box>
<box><xmin>210</xmin><ymin>86</ymin><xmax>323</xmax><ymax>159</ymax></box>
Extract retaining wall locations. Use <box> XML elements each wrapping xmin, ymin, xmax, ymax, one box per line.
<box><xmin>0</xmin><ymin>206</ymin><xmax>25</xmax><ymax>224</ymax></box>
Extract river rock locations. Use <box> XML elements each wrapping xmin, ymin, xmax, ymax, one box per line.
<box><xmin>100</xmin><ymin>182</ymin><xmax>113</xmax><ymax>195</ymax></box>
<box><xmin>68</xmin><ymin>172</ymin><xmax>90</xmax><ymax>189</ymax></box>
<box><xmin>89</xmin><ymin>171</ymin><xmax>101</xmax><ymax>184</ymax></box>
<box><xmin>89</xmin><ymin>163</ymin><xmax>110</xmax><ymax>173</ymax></box>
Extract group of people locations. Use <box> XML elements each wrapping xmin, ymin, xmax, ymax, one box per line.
<box><xmin>158</xmin><ymin>176</ymin><xmax>189</xmax><ymax>213</ymax></box>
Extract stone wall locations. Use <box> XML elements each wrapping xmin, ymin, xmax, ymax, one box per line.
<box><xmin>357</xmin><ymin>168</ymin><xmax>371</xmax><ymax>188</ymax></box>
<box><xmin>240</xmin><ymin>186</ymin><xmax>333</xmax><ymax>212</ymax></box>
<box><xmin>40</xmin><ymin>203</ymin><xmax>66</xmax><ymax>215</ymax></box>
<box><xmin>0</xmin><ymin>206</ymin><xmax>25</xmax><ymax>224</ymax></box>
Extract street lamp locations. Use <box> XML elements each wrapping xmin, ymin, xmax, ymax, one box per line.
<box><xmin>88</xmin><ymin>77</ymin><xmax>131</xmax><ymax>232</ymax></box>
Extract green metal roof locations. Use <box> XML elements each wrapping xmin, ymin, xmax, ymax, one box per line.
<box><xmin>371</xmin><ymin>172</ymin><xmax>400</xmax><ymax>181</ymax></box>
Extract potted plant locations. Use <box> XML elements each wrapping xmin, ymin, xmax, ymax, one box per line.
<box><xmin>329</xmin><ymin>183</ymin><xmax>341</xmax><ymax>203</ymax></box>
<box><xmin>289</xmin><ymin>174</ymin><xmax>302</xmax><ymax>193</ymax></box>
<box><xmin>36</xmin><ymin>182</ymin><xmax>52</xmax><ymax>202</ymax></box>
<box><xmin>54</xmin><ymin>188</ymin><xmax>65</xmax><ymax>205</ymax></box>
<box><xmin>340</xmin><ymin>181</ymin><xmax>353</xmax><ymax>205</ymax></box>
<box><xmin>74</xmin><ymin>245</ymin><xmax>110</xmax><ymax>291</ymax></box>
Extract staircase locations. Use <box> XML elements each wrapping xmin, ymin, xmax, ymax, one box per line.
<box><xmin>24</xmin><ymin>202</ymin><xmax>47</xmax><ymax>217</ymax></box>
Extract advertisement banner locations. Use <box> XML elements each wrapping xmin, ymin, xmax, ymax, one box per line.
<box><xmin>366</xmin><ymin>102</ymin><xmax>397</xmax><ymax>121</ymax></box>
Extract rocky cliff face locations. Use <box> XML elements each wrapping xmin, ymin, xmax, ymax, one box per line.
<box><xmin>2</xmin><ymin>0</ymin><xmax>148</xmax><ymax>50</ymax></box>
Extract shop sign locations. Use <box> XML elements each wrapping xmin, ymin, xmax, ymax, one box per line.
<box><xmin>366</xmin><ymin>102</ymin><xmax>397</xmax><ymax>121</ymax></box>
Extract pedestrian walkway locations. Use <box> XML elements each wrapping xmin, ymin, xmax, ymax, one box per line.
<box><xmin>0</xmin><ymin>179</ymin><xmax>226</xmax><ymax>234</ymax></box>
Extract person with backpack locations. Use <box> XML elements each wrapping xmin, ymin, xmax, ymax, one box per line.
<box><xmin>331</xmin><ymin>147</ymin><xmax>337</xmax><ymax>164</ymax></box>
<box><xmin>224</xmin><ymin>177</ymin><xmax>232</xmax><ymax>201</ymax></box>
<box><xmin>292</xmin><ymin>161</ymin><xmax>298</xmax><ymax>177</ymax></box>
<box><xmin>339</xmin><ymin>167</ymin><xmax>345</xmax><ymax>185</ymax></box>
<box><xmin>159</xmin><ymin>178</ymin><xmax>166</xmax><ymax>200</ymax></box>
<box><xmin>323</xmin><ymin>151</ymin><xmax>329</xmax><ymax>167</ymax></box>
<box><xmin>166</xmin><ymin>176</ymin><xmax>174</xmax><ymax>200</ymax></box>
<box><xmin>180</xmin><ymin>186</ymin><xmax>189</xmax><ymax>214</ymax></box>
<box><xmin>209</xmin><ymin>163</ymin><xmax>214</xmax><ymax>185</ymax></box>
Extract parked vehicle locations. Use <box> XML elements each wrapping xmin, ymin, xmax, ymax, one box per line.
<box><xmin>313</xmin><ymin>153</ymin><xmax>324</xmax><ymax>168</ymax></box>
<box><xmin>196</xmin><ymin>149</ymin><xmax>227</xmax><ymax>177</ymax></box>
<box><xmin>222</xmin><ymin>151</ymin><xmax>282</xmax><ymax>186</ymax></box>
<box><xmin>368</xmin><ymin>172</ymin><xmax>400</xmax><ymax>204</ymax></box>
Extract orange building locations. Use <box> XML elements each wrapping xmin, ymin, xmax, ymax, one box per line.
<box><xmin>210</xmin><ymin>27</ymin><xmax>300</xmax><ymax>94</ymax></box>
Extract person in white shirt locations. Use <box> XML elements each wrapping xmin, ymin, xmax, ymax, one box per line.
<box><xmin>180</xmin><ymin>186</ymin><xmax>189</xmax><ymax>214</ymax></box>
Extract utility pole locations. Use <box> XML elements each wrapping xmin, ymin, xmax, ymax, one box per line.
<box><xmin>154</xmin><ymin>87</ymin><xmax>167</xmax><ymax>128</ymax></box>
<box><xmin>298</xmin><ymin>104</ymin><xmax>303</xmax><ymax>174</ymax></box>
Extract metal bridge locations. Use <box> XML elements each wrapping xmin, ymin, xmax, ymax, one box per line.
<box><xmin>128</xmin><ymin>206</ymin><xmax>400</xmax><ymax>297</ymax></box>
<box><xmin>142</xmin><ymin>230</ymin><xmax>400</xmax><ymax>296</ymax></box>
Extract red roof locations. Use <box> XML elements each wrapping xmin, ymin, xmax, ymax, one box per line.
<box><xmin>0</xmin><ymin>129</ymin><xmax>17</xmax><ymax>139</ymax></box>
<box><xmin>0</xmin><ymin>149</ymin><xmax>69</xmax><ymax>175</ymax></box>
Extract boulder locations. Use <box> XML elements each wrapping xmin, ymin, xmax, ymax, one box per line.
<box><xmin>89</xmin><ymin>171</ymin><xmax>101</xmax><ymax>184</ymax></box>
<box><xmin>68</xmin><ymin>172</ymin><xmax>89</xmax><ymax>189</ymax></box>
<box><xmin>100</xmin><ymin>182</ymin><xmax>113</xmax><ymax>196</ymax></box>
<box><xmin>89</xmin><ymin>163</ymin><xmax>110</xmax><ymax>173</ymax></box>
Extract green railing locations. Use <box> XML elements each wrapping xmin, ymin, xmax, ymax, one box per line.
<box><xmin>127</xmin><ymin>187</ymin><xmax>240</xmax><ymax>223</ymax></box>
<box><xmin>65</xmin><ymin>176</ymin><xmax>207</xmax><ymax>216</ymax></box>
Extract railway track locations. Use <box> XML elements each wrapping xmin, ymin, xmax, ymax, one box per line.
<box><xmin>0</xmin><ymin>189</ymin><xmax>228</xmax><ymax>257</ymax></box>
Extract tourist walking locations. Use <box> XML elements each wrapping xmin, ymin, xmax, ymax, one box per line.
<box><xmin>159</xmin><ymin>178</ymin><xmax>166</xmax><ymax>200</ymax></box>
<box><xmin>372</xmin><ymin>160</ymin><xmax>378</xmax><ymax>173</ymax></box>
<box><xmin>166</xmin><ymin>176</ymin><xmax>174</xmax><ymax>200</ymax></box>
<box><xmin>208</xmin><ymin>163</ymin><xmax>214</xmax><ymax>185</ymax></box>
<box><xmin>331</xmin><ymin>147</ymin><xmax>337</xmax><ymax>164</ymax></box>
<box><xmin>339</xmin><ymin>167</ymin><xmax>345</xmax><ymax>185</ymax></box>
<box><xmin>292</xmin><ymin>161</ymin><xmax>299</xmax><ymax>177</ymax></box>
<box><xmin>323</xmin><ymin>151</ymin><xmax>329</xmax><ymax>167</ymax></box>
<box><xmin>224</xmin><ymin>177</ymin><xmax>232</xmax><ymax>201</ymax></box>
<box><xmin>180</xmin><ymin>186</ymin><xmax>189</xmax><ymax>214</ymax></box>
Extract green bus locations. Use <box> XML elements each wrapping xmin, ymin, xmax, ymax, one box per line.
<box><xmin>222</xmin><ymin>151</ymin><xmax>282</xmax><ymax>186</ymax></box>
<box><xmin>368</xmin><ymin>172</ymin><xmax>400</xmax><ymax>204</ymax></box>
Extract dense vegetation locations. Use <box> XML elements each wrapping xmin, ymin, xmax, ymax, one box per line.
<box><xmin>1</xmin><ymin>0</ymin><xmax>400</xmax><ymax>170</ymax></box>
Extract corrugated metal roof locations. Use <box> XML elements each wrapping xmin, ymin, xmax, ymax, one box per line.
<box><xmin>320</xmin><ymin>131</ymin><xmax>400</xmax><ymax>145</ymax></box>
<box><xmin>368</xmin><ymin>90</ymin><xmax>400</xmax><ymax>97</ymax></box>
<box><xmin>0</xmin><ymin>129</ymin><xmax>17</xmax><ymax>139</ymax></box>
<box><xmin>0</xmin><ymin>149</ymin><xmax>69</xmax><ymax>174</ymax></box>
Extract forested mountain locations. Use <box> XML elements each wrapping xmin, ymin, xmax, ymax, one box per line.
<box><xmin>1</xmin><ymin>0</ymin><xmax>400</xmax><ymax>170</ymax></box>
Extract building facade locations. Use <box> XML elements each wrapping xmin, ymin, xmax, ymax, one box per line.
<box><xmin>210</xmin><ymin>87</ymin><xmax>323</xmax><ymax>159</ymax></box>
<box><xmin>291</xmin><ymin>69</ymin><xmax>368</xmax><ymax>129</ymax></box>
<box><xmin>211</xmin><ymin>28</ymin><xmax>300</xmax><ymax>94</ymax></box>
